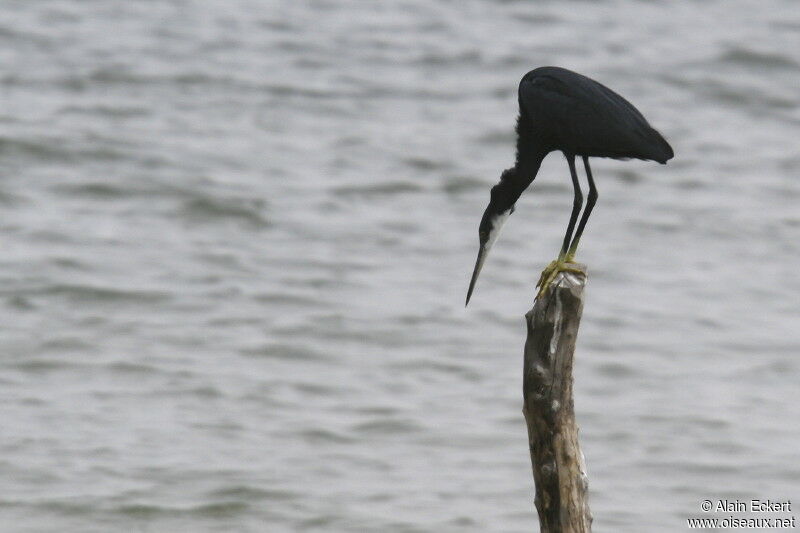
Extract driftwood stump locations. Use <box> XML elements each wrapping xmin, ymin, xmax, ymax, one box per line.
<box><xmin>522</xmin><ymin>264</ymin><xmax>591</xmax><ymax>533</ymax></box>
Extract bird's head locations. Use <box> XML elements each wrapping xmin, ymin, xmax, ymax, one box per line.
<box><xmin>465</xmin><ymin>170</ymin><xmax>517</xmax><ymax>306</ymax></box>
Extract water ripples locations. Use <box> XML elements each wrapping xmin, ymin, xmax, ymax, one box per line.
<box><xmin>1</xmin><ymin>1</ymin><xmax>799</xmax><ymax>532</ymax></box>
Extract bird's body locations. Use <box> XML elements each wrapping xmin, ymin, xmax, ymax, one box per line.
<box><xmin>517</xmin><ymin>67</ymin><xmax>673</xmax><ymax>163</ymax></box>
<box><xmin>466</xmin><ymin>66</ymin><xmax>673</xmax><ymax>305</ymax></box>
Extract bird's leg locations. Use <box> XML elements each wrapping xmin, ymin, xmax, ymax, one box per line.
<box><xmin>536</xmin><ymin>155</ymin><xmax>585</xmax><ymax>297</ymax></box>
<box><xmin>566</xmin><ymin>156</ymin><xmax>598</xmax><ymax>262</ymax></box>
<box><xmin>560</xmin><ymin>155</ymin><xmax>583</xmax><ymax>260</ymax></box>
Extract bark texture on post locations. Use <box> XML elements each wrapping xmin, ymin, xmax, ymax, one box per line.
<box><xmin>522</xmin><ymin>265</ymin><xmax>591</xmax><ymax>533</ymax></box>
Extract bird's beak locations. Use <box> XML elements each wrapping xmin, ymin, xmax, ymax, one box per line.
<box><xmin>465</xmin><ymin>243</ymin><xmax>489</xmax><ymax>306</ymax></box>
<box><xmin>465</xmin><ymin>206</ymin><xmax>511</xmax><ymax>306</ymax></box>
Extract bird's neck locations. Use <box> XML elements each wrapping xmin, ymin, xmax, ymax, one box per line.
<box><xmin>489</xmin><ymin>113</ymin><xmax>548</xmax><ymax>211</ymax></box>
<box><xmin>497</xmin><ymin>150</ymin><xmax>545</xmax><ymax>209</ymax></box>
<box><xmin>515</xmin><ymin>150</ymin><xmax>545</xmax><ymax>182</ymax></box>
<box><xmin>514</xmin><ymin>111</ymin><xmax>549</xmax><ymax>175</ymax></box>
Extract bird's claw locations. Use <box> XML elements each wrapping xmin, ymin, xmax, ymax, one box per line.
<box><xmin>535</xmin><ymin>257</ymin><xmax>584</xmax><ymax>299</ymax></box>
<box><xmin>535</xmin><ymin>260</ymin><xmax>559</xmax><ymax>290</ymax></box>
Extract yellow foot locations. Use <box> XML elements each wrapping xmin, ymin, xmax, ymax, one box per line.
<box><xmin>535</xmin><ymin>257</ymin><xmax>585</xmax><ymax>299</ymax></box>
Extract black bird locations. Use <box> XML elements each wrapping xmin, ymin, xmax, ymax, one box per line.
<box><xmin>465</xmin><ymin>66</ymin><xmax>673</xmax><ymax>305</ymax></box>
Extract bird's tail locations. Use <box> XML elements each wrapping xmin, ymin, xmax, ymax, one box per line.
<box><xmin>648</xmin><ymin>128</ymin><xmax>674</xmax><ymax>164</ymax></box>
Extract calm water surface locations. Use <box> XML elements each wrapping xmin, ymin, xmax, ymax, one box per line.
<box><xmin>1</xmin><ymin>1</ymin><xmax>799</xmax><ymax>531</ymax></box>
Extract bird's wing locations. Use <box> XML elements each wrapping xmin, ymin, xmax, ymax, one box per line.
<box><xmin>519</xmin><ymin>68</ymin><xmax>673</xmax><ymax>163</ymax></box>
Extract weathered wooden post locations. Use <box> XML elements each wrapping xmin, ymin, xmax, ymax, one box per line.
<box><xmin>522</xmin><ymin>264</ymin><xmax>592</xmax><ymax>533</ymax></box>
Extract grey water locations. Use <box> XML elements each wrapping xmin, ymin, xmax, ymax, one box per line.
<box><xmin>1</xmin><ymin>1</ymin><xmax>799</xmax><ymax>532</ymax></box>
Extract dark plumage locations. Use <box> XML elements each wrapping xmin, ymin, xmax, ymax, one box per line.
<box><xmin>466</xmin><ymin>66</ymin><xmax>673</xmax><ymax>305</ymax></box>
<box><xmin>517</xmin><ymin>67</ymin><xmax>673</xmax><ymax>164</ymax></box>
